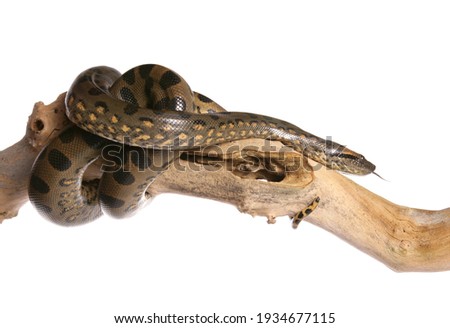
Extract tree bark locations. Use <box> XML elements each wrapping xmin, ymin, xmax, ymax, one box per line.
<box><xmin>1</xmin><ymin>94</ymin><xmax>449</xmax><ymax>272</ymax></box>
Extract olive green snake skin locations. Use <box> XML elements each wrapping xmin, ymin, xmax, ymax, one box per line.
<box><xmin>28</xmin><ymin>64</ymin><xmax>376</xmax><ymax>226</ymax></box>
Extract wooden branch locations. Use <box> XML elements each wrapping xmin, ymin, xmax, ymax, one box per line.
<box><xmin>1</xmin><ymin>94</ymin><xmax>449</xmax><ymax>272</ymax></box>
<box><xmin>149</xmin><ymin>143</ymin><xmax>450</xmax><ymax>272</ymax></box>
<box><xmin>0</xmin><ymin>93</ymin><xmax>70</xmax><ymax>221</ymax></box>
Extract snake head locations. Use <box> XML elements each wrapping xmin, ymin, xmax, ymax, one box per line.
<box><xmin>328</xmin><ymin>147</ymin><xmax>376</xmax><ymax>175</ymax></box>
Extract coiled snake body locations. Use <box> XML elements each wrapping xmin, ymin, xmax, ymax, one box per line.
<box><xmin>29</xmin><ymin>64</ymin><xmax>376</xmax><ymax>225</ymax></box>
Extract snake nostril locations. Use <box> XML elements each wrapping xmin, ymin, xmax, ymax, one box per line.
<box><xmin>33</xmin><ymin>119</ymin><xmax>45</xmax><ymax>132</ymax></box>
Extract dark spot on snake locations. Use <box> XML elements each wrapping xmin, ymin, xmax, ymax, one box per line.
<box><xmin>130</xmin><ymin>148</ymin><xmax>150</xmax><ymax>170</ymax></box>
<box><xmin>121</xmin><ymin>69</ymin><xmax>136</xmax><ymax>85</ymax></box>
<box><xmin>99</xmin><ymin>192</ymin><xmax>125</xmax><ymax>209</ymax></box>
<box><xmin>305</xmin><ymin>208</ymin><xmax>313</xmax><ymax>215</ymax></box>
<box><xmin>124</xmin><ymin>104</ymin><xmax>139</xmax><ymax>115</ymax></box>
<box><xmin>58</xmin><ymin>128</ymin><xmax>76</xmax><ymax>143</ymax></box>
<box><xmin>297</xmin><ymin>212</ymin><xmax>305</xmax><ymax>219</ymax></box>
<box><xmin>248</xmin><ymin>113</ymin><xmax>259</xmax><ymax>119</ymax></box>
<box><xmin>48</xmin><ymin>149</ymin><xmax>72</xmax><ymax>171</ymax></box>
<box><xmin>170</xmin><ymin>96</ymin><xmax>187</xmax><ymax>111</ymax></box>
<box><xmin>139</xmin><ymin>117</ymin><xmax>154</xmax><ymax>124</ymax></box>
<box><xmin>138</xmin><ymin>64</ymin><xmax>155</xmax><ymax>79</ymax></box>
<box><xmin>193</xmin><ymin>119</ymin><xmax>207</xmax><ymax>126</ymax></box>
<box><xmin>119</xmin><ymin>87</ymin><xmax>139</xmax><ymax>106</ymax></box>
<box><xmin>159</xmin><ymin>70</ymin><xmax>181</xmax><ymax>90</ymax></box>
<box><xmin>77</xmin><ymin>75</ymin><xmax>90</xmax><ymax>83</ymax></box>
<box><xmin>178</xmin><ymin>112</ymin><xmax>192</xmax><ymax>119</ymax></box>
<box><xmin>88</xmin><ymin>87</ymin><xmax>103</xmax><ymax>96</ymax></box>
<box><xmin>197</xmin><ymin>93</ymin><xmax>213</xmax><ymax>103</ymax></box>
<box><xmin>30</xmin><ymin>175</ymin><xmax>50</xmax><ymax>194</ymax></box>
<box><xmin>94</xmin><ymin>101</ymin><xmax>109</xmax><ymax>113</ymax></box>
<box><xmin>154</xmin><ymin>97</ymin><xmax>170</xmax><ymax>110</ymax></box>
<box><xmin>113</xmin><ymin>170</ymin><xmax>136</xmax><ymax>185</ymax></box>
<box><xmin>144</xmin><ymin>78</ymin><xmax>154</xmax><ymax>98</ymax></box>
<box><xmin>209</xmin><ymin>114</ymin><xmax>220</xmax><ymax>120</ymax></box>
<box><xmin>80</xmin><ymin>130</ymin><xmax>106</xmax><ymax>149</ymax></box>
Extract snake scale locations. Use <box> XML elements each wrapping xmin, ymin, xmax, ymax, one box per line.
<box><xmin>28</xmin><ymin>64</ymin><xmax>376</xmax><ymax>226</ymax></box>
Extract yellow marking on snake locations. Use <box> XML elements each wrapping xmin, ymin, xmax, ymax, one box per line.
<box><xmin>193</xmin><ymin>124</ymin><xmax>205</xmax><ymax>131</ymax></box>
<box><xmin>76</xmin><ymin>101</ymin><xmax>86</xmax><ymax>111</ymax></box>
<box><xmin>96</xmin><ymin>106</ymin><xmax>106</xmax><ymax>114</ymax></box>
<box><xmin>142</xmin><ymin>120</ymin><xmax>153</xmax><ymax>128</ymax></box>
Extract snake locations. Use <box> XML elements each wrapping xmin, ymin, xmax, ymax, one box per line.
<box><xmin>28</xmin><ymin>64</ymin><xmax>376</xmax><ymax>226</ymax></box>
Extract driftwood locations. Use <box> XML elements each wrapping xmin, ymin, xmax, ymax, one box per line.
<box><xmin>0</xmin><ymin>93</ymin><xmax>449</xmax><ymax>272</ymax></box>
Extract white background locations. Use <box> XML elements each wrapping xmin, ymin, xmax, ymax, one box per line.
<box><xmin>0</xmin><ymin>1</ymin><xmax>449</xmax><ymax>327</ymax></box>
